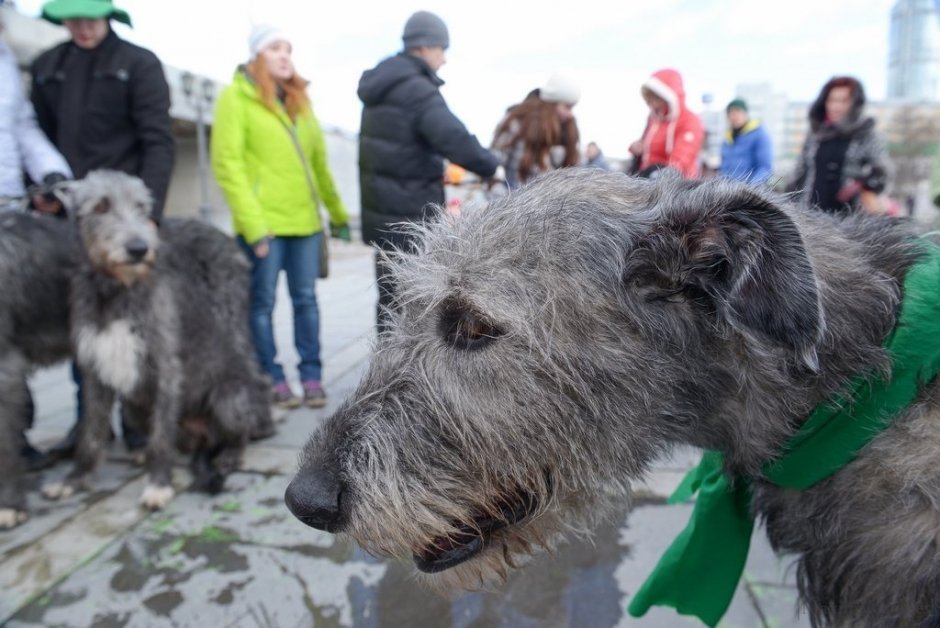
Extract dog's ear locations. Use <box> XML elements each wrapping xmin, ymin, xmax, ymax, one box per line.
<box><xmin>633</xmin><ymin>181</ymin><xmax>823</xmax><ymax>370</ymax></box>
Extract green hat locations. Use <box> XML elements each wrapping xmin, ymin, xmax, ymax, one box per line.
<box><xmin>726</xmin><ymin>98</ymin><xmax>748</xmax><ymax>113</ymax></box>
<box><xmin>41</xmin><ymin>0</ymin><xmax>132</xmax><ymax>27</ymax></box>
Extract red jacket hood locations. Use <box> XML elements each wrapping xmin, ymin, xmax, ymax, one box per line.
<box><xmin>643</xmin><ymin>68</ymin><xmax>686</xmax><ymax>121</ymax></box>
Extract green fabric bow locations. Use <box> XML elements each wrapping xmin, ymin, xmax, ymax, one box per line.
<box><xmin>628</xmin><ymin>241</ymin><xmax>940</xmax><ymax>627</ymax></box>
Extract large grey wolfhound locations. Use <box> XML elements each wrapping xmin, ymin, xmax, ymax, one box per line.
<box><xmin>287</xmin><ymin>169</ymin><xmax>940</xmax><ymax>626</ymax></box>
<box><xmin>0</xmin><ymin>170</ymin><xmax>272</xmax><ymax>527</ymax></box>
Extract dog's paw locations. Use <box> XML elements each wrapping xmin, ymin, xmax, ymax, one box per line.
<box><xmin>0</xmin><ymin>508</ymin><xmax>28</xmax><ymax>529</ymax></box>
<box><xmin>271</xmin><ymin>406</ymin><xmax>289</xmax><ymax>423</ymax></box>
<box><xmin>139</xmin><ymin>484</ymin><xmax>175</xmax><ymax>510</ymax></box>
<box><xmin>42</xmin><ymin>482</ymin><xmax>75</xmax><ymax>500</ymax></box>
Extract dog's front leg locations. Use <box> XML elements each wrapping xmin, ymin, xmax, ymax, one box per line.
<box><xmin>139</xmin><ymin>366</ymin><xmax>181</xmax><ymax>510</ymax></box>
<box><xmin>0</xmin><ymin>369</ymin><xmax>30</xmax><ymax>528</ymax></box>
<box><xmin>43</xmin><ymin>373</ymin><xmax>115</xmax><ymax>500</ymax></box>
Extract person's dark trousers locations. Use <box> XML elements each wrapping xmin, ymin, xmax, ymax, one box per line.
<box><xmin>48</xmin><ymin>362</ymin><xmax>147</xmax><ymax>459</ymax></box>
<box><xmin>375</xmin><ymin>253</ymin><xmax>398</xmax><ymax>335</ymax></box>
<box><xmin>17</xmin><ymin>387</ymin><xmax>56</xmax><ymax>472</ymax></box>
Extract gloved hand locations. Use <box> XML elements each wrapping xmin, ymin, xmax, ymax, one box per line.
<box><xmin>484</xmin><ymin>165</ymin><xmax>508</xmax><ymax>193</ymax></box>
<box><xmin>42</xmin><ymin>172</ymin><xmax>69</xmax><ymax>189</ymax></box>
<box><xmin>31</xmin><ymin>172</ymin><xmax>70</xmax><ymax>214</ymax></box>
<box><xmin>330</xmin><ymin>223</ymin><xmax>351</xmax><ymax>242</ymax></box>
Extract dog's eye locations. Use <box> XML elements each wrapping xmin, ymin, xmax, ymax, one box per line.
<box><xmin>93</xmin><ymin>198</ymin><xmax>111</xmax><ymax>214</ymax></box>
<box><xmin>439</xmin><ymin>305</ymin><xmax>502</xmax><ymax>350</ymax></box>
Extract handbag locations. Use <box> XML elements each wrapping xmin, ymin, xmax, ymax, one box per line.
<box><xmin>277</xmin><ymin>117</ymin><xmax>330</xmax><ymax>279</ymax></box>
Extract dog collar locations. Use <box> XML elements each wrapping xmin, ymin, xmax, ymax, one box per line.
<box><xmin>628</xmin><ymin>239</ymin><xmax>940</xmax><ymax>627</ymax></box>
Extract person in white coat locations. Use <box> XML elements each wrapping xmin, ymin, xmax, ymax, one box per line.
<box><xmin>0</xmin><ymin>17</ymin><xmax>72</xmax><ymax>468</ymax></box>
<box><xmin>0</xmin><ymin>35</ymin><xmax>71</xmax><ymax>213</ymax></box>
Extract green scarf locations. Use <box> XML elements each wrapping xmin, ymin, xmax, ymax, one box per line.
<box><xmin>628</xmin><ymin>240</ymin><xmax>940</xmax><ymax>627</ymax></box>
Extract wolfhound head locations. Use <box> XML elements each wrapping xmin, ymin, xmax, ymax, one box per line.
<box><xmin>62</xmin><ymin>170</ymin><xmax>160</xmax><ymax>286</ymax></box>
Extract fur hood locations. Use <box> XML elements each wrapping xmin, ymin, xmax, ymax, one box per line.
<box><xmin>642</xmin><ymin>68</ymin><xmax>687</xmax><ymax>122</ymax></box>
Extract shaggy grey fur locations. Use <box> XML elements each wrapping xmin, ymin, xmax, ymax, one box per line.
<box><xmin>0</xmin><ymin>170</ymin><xmax>273</xmax><ymax>524</ymax></box>
<box><xmin>0</xmin><ymin>212</ymin><xmax>78</xmax><ymax>527</ymax></box>
<box><xmin>286</xmin><ymin>169</ymin><xmax>940</xmax><ymax>626</ymax></box>
<box><xmin>41</xmin><ymin>171</ymin><xmax>274</xmax><ymax>511</ymax></box>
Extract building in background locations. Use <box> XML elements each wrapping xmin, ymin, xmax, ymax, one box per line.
<box><xmin>699</xmin><ymin>92</ymin><xmax>723</xmax><ymax>174</ymax></box>
<box><xmin>888</xmin><ymin>0</ymin><xmax>940</xmax><ymax>101</ymax></box>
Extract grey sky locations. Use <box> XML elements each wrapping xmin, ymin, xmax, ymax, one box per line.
<box><xmin>14</xmin><ymin>0</ymin><xmax>897</xmax><ymax>158</ymax></box>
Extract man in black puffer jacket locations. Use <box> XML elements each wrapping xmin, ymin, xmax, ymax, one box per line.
<box><xmin>358</xmin><ymin>10</ymin><xmax>499</xmax><ymax>332</ymax></box>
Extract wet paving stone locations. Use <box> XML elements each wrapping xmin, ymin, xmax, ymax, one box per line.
<box><xmin>0</xmin><ymin>459</ymin><xmax>144</xmax><ymax>559</ymax></box>
<box><xmin>8</xmin><ymin>472</ymin><xmax>388</xmax><ymax>628</ymax></box>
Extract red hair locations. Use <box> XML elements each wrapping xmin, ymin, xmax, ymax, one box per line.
<box><xmin>245</xmin><ymin>57</ymin><xmax>311</xmax><ymax>121</ymax></box>
<box><xmin>826</xmin><ymin>76</ymin><xmax>858</xmax><ymax>98</ymax></box>
<box><xmin>492</xmin><ymin>98</ymin><xmax>580</xmax><ymax>185</ymax></box>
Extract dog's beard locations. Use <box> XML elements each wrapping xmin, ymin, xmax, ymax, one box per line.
<box><xmin>110</xmin><ymin>262</ymin><xmax>153</xmax><ymax>286</ymax></box>
<box><xmin>346</xmin><ymin>482</ymin><xmax>620</xmax><ymax>591</ymax></box>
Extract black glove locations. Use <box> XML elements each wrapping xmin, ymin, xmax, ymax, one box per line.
<box><xmin>39</xmin><ymin>172</ymin><xmax>69</xmax><ymax>202</ymax></box>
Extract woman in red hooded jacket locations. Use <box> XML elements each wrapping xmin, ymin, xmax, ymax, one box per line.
<box><xmin>629</xmin><ymin>68</ymin><xmax>704</xmax><ymax>178</ymax></box>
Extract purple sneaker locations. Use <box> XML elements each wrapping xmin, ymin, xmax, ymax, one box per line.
<box><xmin>271</xmin><ymin>381</ymin><xmax>301</xmax><ymax>409</ymax></box>
<box><xmin>302</xmin><ymin>380</ymin><xmax>327</xmax><ymax>408</ymax></box>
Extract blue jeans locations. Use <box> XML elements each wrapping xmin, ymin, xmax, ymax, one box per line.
<box><xmin>239</xmin><ymin>234</ymin><xmax>323</xmax><ymax>384</ymax></box>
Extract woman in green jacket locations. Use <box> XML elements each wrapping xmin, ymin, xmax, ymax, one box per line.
<box><xmin>211</xmin><ymin>25</ymin><xmax>349</xmax><ymax>409</ymax></box>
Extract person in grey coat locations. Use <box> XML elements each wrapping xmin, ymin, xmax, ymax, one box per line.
<box><xmin>0</xmin><ymin>38</ymin><xmax>71</xmax><ymax>213</ymax></box>
<box><xmin>788</xmin><ymin>76</ymin><xmax>889</xmax><ymax>214</ymax></box>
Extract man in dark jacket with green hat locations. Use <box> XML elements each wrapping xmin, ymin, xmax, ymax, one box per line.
<box><xmin>30</xmin><ymin>0</ymin><xmax>174</xmax><ymax>221</ymax></box>
<box><xmin>358</xmin><ymin>10</ymin><xmax>499</xmax><ymax>333</ymax></box>
<box><xmin>29</xmin><ymin>0</ymin><xmax>175</xmax><ymax>459</ymax></box>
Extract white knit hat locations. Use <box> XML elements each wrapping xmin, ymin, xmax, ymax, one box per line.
<box><xmin>249</xmin><ymin>24</ymin><xmax>290</xmax><ymax>59</ymax></box>
<box><xmin>540</xmin><ymin>73</ymin><xmax>581</xmax><ymax>106</ymax></box>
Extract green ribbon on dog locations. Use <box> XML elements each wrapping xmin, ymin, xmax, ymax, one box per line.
<box><xmin>628</xmin><ymin>240</ymin><xmax>940</xmax><ymax>627</ymax></box>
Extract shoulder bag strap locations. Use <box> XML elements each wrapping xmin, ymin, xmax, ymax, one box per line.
<box><xmin>275</xmin><ymin>116</ymin><xmax>326</xmax><ymax>227</ymax></box>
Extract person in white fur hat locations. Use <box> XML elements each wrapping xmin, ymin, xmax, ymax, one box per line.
<box><xmin>211</xmin><ymin>24</ymin><xmax>351</xmax><ymax>409</ymax></box>
<box><xmin>491</xmin><ymin>73</ymin><xmax>582</xmax><ymax>189</ymax></box>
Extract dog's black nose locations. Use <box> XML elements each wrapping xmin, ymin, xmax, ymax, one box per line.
<box><xmin>125</xmin><ymin>237</ymin><xmax>149</xmax><ymax>261</ymax></box>
<box><xmin>285</xmin><ymin>466</ymin><xmax>345</xmax><ymax>532</ymax></box>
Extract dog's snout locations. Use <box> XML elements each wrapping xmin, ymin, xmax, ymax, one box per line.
<box><xmin>125</xmin><ymin>237</ymin><xmax>150</xmax><ymax>262</ymax></box>
<box><xmin>285</xmin><ymin>466</ymin><xmax>345</xmax><ymax>533</ymax></box>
